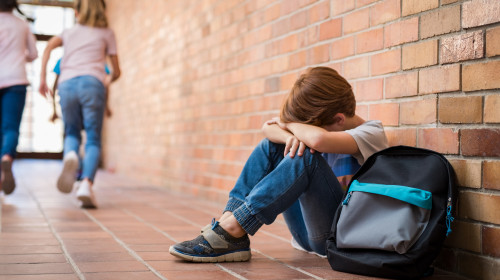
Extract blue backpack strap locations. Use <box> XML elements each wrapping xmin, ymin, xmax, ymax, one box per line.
<box><xmin>346</xmin><ymin>180</ymin><xmax>432</xmax><ymax>210</ymax></box>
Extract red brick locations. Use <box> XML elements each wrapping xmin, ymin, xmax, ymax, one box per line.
<box><xmin>402</xmin><ymin>40</ymin><xmax>438</xmax><ymax>70</ymax></box>
<box><xmin>356</xmin><ymin>28</ymin><xmax>383</xmax><ymax>54</ymax></box>
<box><xmin>357</xmin><ymin>0</ymin><xmax>378</xmax><ymax>7</ymax></box>
<box><xmin>369</xmin><ymin>103</ymin><xmax>399</xmax><ymax>126</ymax></box>
<box><xmin>445</xmin><ymin>220</ymin><xmax>481</xmax><ymax>252</ymax></box>
<box><xmin>457</xmin><ymin>251</ymin><xmax>500</xmax><ymax>280</ymax></box>
<box><xmin>289</xmin><ymin>10</ymin><xmax>308</xmax><ymax>31</ymax></box>
<box><xmin>459</xmin><ymin>191</ymin><xmax>500</xmax><ymax>224</ymax></box>
<box><xmin>400</xmin><ymin>98</ymin><xmax>437</xmax><ymax>125</ymax></box>
<box><xmin>402</xmin><ymin>0</ymin><xmax>439</xmax><ymax>16</ymax></box>
<box><xmin>308</xmin><ymin>43</ymin><xmax>330</xmax><ymax>64</ymax></box>
<box><xmin>439</xmin><ymin>96</ymin><xmax>483</xmax><ymax>124</ymax></box>
<box><xmin>483</xmin><ymin>161</ymin><xmax>500</xmax><ymax>190</ymax></box>
<box><xmin>442</xmin><ymin>0</ymin><xmax>459</xmax><ymax>4</ymax></box>
<box><xmin>419</xmin><ymin>65</ymin><xmax>460</xmax><ymax>94</ymax></box>
<box><xmin>280</xmin><ymin>72</ymin><xmax>298</xmax><ymax>90</ymax></box>
<box><xmin>344</xmin><ymin>8</ymin><xmax>370</xmax><ymax>34</ymax></box>
<box><xmin>384</xmin><ymin>17</ymin><xmax>419</xmax><ymax>48</ymax></box>
<box><xmin>289</xmin><ymin>51</ymin><xmax>307</xmax><ymax>70</ymax></box>
<box><xmin>386</xmin><ymin>128</ymin><xmax>417</xmax><ymax>146</ymax></box>
<box><xmin>332</xmin><ymin>0</ymin><xmax>355</xmax><ymax>16</ymax></box>
<box><xmin>483</xmin><ymin>226</ymin><xmax>500</xmax><ymax>258</ymax></box>
<box><xmin>486</xmin><ymin>26</ymin><xmax>500</xmax><ymax>57</ymax></box>
<box><xmin>370</xmin><ymin>0</ymin><xmax>400</xmax><ymax>26</ymax></box>
<box><xmin>331</xmin><ymin>37</ymin><xmax>355</xmax><ymax>60</ymax></box>
<box><xmin>355</xmin><ymin>78</ymin><xmax>383</xmax><ymax>101</ymax></box>
<box><xmin>461</xmin><ymin>129</ymin><xmax>500</xmax><ymax>157</ymax></box>
<box><xmin>344</xmin><ymin>56</ymin><xmax>370</xmax><ymax>79</ymax></box>
<box><xmin>420</xmin><ymin>5</ymin><xmax>460</xmax><ymax>39</ymax></box>
<box><xmin>319</xmin><ymin>18</ymin><xmax>342</xmax><ymax>40</ymax></box>
<box><xmin>279</xmin><ymin>34</ymin><xmax>298</xmax><ymax>54</ymax></box>
<box><xmin>385</xmin><ymin>72</ymin><xmax>418</xmax><ymax>99</ymax></box>
<box><xmin>418</xmin><ymin>128</ymin><xmax>459</xmax><ymax>154</ymax></box>
<box><xmin>462</xmin><ymin>61</ymin><xmax>500</xmax><ymax>91</ymax></box>
<box><xmin>485</xmin><ymin>94</ymin><xmax>500</xmax><ymax>123</ymax></box>
<box><xmin>462</xmin><ymin>0</ymin><xmax>500</xmax><ymax>28</ymax></box>
<box><xmin>440</xmin><ymin>31</ymin><xmax>484</xmax><ymax>64</ymax></box>
<box><xmin>371</xmin><ymin>48</ymin><xmax>401</xmax><ymax>76</ymax></box>
<box><xmin>309</xmin><ymin>1</ymin><xmax>330</xmax><ymax>23</ymax></box>
<box><xmin>356</xmin><ymin>104</ymin><xmax>369</xmax><ymax>120</ymax></box>
<box><xmin>449</xmin><ymin>159</ymin><xmax>482</xmax><ymax>188</ymax></box>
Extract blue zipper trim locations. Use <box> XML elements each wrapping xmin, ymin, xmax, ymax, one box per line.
<box><xmin>347</xmin><ymin>180</ymin><xmax>433</xmax><ymax>210</ymax></box>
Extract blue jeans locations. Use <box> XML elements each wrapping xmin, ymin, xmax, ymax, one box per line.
<box><xmin>0</xmin><ymin>85</ymin><xmax>26</xmax><ymax>158</ymax></box>
<box><xmin>58</xmin><ymin>76</ymin><xmax>105</xmax><ymax>182</ymax></box>
<box><xmin>224</xmin><ymin>138</ymin><xmax>344</xmax><ymax>255</ymax></box>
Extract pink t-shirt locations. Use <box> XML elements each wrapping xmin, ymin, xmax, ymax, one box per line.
<box><xmin>0</xmin><ymin>12</ymin><xmax>38</xmax><ymax>89</ymax></box>
<box><xmin>58</xmin><ymin>24</ymin><xmax>117</xmax><ymax>84</ymax></box>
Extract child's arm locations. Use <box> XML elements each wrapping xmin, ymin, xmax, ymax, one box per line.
<box><xmin>262</xmin><ymin>120</ymin><xmax>312</xmax><ymax>158</ymax></box>
<box><xmin>39</xmin><ymin>36</ymin><xmax>62</xmax><ymax>97</ymax></box>
<box><xmin>284</xmin><ymin>122</ymin><xmax>359</xmax><ymax>155</ymax></box>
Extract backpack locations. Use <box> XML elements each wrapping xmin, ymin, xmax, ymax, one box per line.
<box><xmin>326</xmin><ymin>146</ymin><xmax>456</xmax><ymax>280</ymax></box>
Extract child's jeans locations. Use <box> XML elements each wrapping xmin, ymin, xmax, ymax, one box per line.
<box><xmin>0</xmin><ymin>85</ymin><xmax>26</xmax><ymax>158</ymax></box>
<box><xmin>224</xmin><ymin>138</ymin><xmax>344</xmax><ymax>255</ymax></box>
<box><xmin>58</xmin><ymin>75</ymin><xmax>105</xmax><ymax>182</ymax></box>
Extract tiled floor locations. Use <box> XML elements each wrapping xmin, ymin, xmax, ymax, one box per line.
<box><xmin>0</xmin><ymin>159</ymin><xmax>468</xmax><ymax>280</ymax></box>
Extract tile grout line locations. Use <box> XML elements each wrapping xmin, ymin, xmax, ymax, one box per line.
<box><xmin>160</xmin><ymin>206</ymin><xmax>326</xmax><ymax>280</ymax></box>
<box><xmin>252</xmin><ymin>248</ymin><xmax>326</xmax><ymax>280</ymax></box>
<box><xmin>122</xmin><ymin>209</ymin><xmax>180</xmax><ymax>243</ymax></box>
<box><xmin>81</xmin><ymin>210</ymin><xmax>168</xmax><ymax>280</ymax></box>
<box><xmin>122</xmin><ymin>208</ymin><xmax>249</xmax><ymax>280</ymax></box>
<box><xmin>111</xmin><ymin>187</ymin><xmax>326</xmax><ymax>280</ymax></box>
<box><xmin>23</xmin><ymin>185</ymin><xmax>85</xmax><ymax>280</ymax></box>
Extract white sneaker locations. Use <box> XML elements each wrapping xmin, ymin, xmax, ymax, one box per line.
<box><xmin>76</xmin><ymin>180</ymin><xmax>97</xmax><ymax>208</ymax></box>
<box><xmin>57</xmin><ymin>151</ymin><xmax>79</xmax><ymax>193</ymax></box>
<box><xmin>291</xmin><ymin>237</ymin><xmax>327</xmax><ymax>258</ymax></box>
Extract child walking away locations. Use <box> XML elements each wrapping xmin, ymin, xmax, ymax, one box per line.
<box><xmin>0</xmin><ymin>0</ymin><xmax>38</xmax><ymax>195</ymax></box>
<box><xmin>169</xmin><ymin>67</ymin><xmax>389</xmax><ymax>262</ymax></box>
<box><xmin>39</xmin><ymin>0</ymin><xmax>120</xmax><ymax>208</ymax></box>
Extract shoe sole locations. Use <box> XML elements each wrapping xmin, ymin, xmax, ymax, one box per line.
<box><xmin>77</xmin><ymin>194</ymin><xmax>97</xmax><ymax>208</ymax></box>
<box><xmin>169</xmin><ymin>246</ymin><xmax>251</xmax><ymax>263</ymax></box>
<box><xmin>57</xmin><ymin>157</ymin><xmax>78</xmax><ymax>193</ymax></box>
<box><xmin>1</xmin><ymin>161</ymin><xmax>15</xmax><ymax>195</ymax></box>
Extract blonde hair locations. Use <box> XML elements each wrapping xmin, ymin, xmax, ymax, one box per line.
<box><xmin>75</xmin><ymin>0</ymin><xmax>108</xmax><ymax>28</ymax></box>
<box><xmin>280</xmin><ymin>67</ymin><xmax>356</xmax><ymax>127</ymax></box>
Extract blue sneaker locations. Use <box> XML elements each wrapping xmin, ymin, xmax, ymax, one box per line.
<box><xmin>169</xmin><ymin>220</ymin><xmax>251</xmax><ymax>262</ymax></box>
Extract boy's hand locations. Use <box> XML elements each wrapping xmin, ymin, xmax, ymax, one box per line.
<box><xmin>266</xmin><ymin>117</ymin><xmax>287</xmax><ymax>130</ymax></box>
<box><xmin>285</xmin><ymin>135</ymin><xmax>307</xmax><ymax>158</ymax></box>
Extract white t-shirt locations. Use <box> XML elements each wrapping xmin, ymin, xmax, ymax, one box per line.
<box><xmin>58</xmin><ymin>24</ymin><xmax>117</xmax><ymax>84</ymax></box>
<box><xmin>0</xmin><ymin>12</ymin><xmax>38</xmax><ymax>89</ymax></box>
<box><xmin>322</xmin><ymin>120</ymin><xmax>388</xmax><ymax>190</ymax></box>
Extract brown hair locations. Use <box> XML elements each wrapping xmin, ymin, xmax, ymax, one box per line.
<box><xmin>280</xmin><ymin>67</ymin><xmax>356</xmax><ymax>127</ymax></box>
<box><xmin>75</xmin><ymin>0</ymin><xmax>108</xmax><ymax>28</ymax></box>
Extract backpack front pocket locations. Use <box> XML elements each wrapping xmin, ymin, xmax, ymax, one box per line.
<box><xmin>336</xmin><ymin>180</ymin><xmax>432</xmax><ymax>254</ymax></box>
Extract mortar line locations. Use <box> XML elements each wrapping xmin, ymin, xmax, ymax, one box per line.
<box><xmin>23</xmin><ymin>184</ymin><xmax>85</xmax><ymax>280</ymax></box>
<box><xmin>82</xmin><ymin>210</ymin><xmax>167</xmax><ymax>280</ymax></box>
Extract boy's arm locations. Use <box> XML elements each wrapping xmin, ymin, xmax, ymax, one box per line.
<box><xmin>285</xmin><ymin>122</ymin><xmax>359</xmax><ymax>155</ymax></box>
<box><xmin>262</xmin><ymin>121</ymin><xmax>311</xmax><ymax>158</ymax></box>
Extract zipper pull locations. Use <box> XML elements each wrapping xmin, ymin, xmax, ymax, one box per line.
<box><xmin>446</xmin><ymin>198</ymin><xmax>454</xmax><ymax>236</ymax></box>
<box><xmin>342</xmin><ymin>192</ymin><xmax>352</xmax><ymax>205</ymax></box>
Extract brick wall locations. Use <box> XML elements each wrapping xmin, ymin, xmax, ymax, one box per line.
<box><xmin>103</xmin><ymin>1</ymin><xmax>499</xmax><ymax>278</ymax></box>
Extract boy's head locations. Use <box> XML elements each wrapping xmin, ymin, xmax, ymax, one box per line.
<box><xmin>74</xmin><ymin>0</ymin><xmax>108</xmax><ymax>28</ymax></box>
<box><xmin>280</xmin><ymin>67</ymin><xmax>356</xmax><ymax>127</ymax></box>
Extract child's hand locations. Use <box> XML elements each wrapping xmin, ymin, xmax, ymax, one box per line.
<box><xmin>38</xmin><ymin>80</ymin><xmax>53</xmax><ymax>98</ymax></box>
<box><xmin>285</xmin><ymin>135</ymin><xmax>307</xmax><ymax>158</ymax></box>
<box><xmin>266</xmin><ymin>117</ymin><xmax>287</xmax><ymax>130</ymax></box>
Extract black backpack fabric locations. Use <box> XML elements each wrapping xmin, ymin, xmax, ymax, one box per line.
<box><xmin>326</xmin><ymin>146</ymin><xmax>456</xmax><ymax>280</ymax></box>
